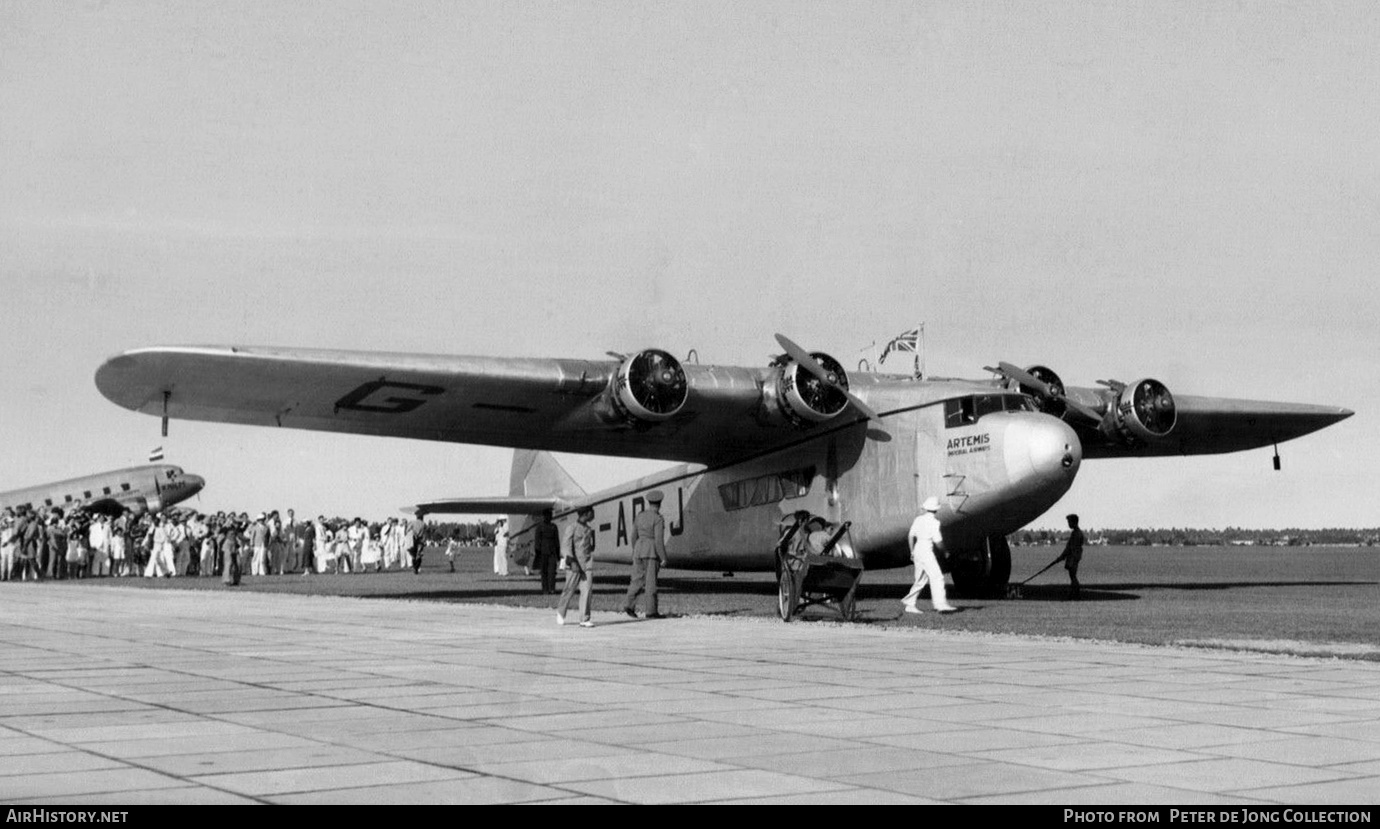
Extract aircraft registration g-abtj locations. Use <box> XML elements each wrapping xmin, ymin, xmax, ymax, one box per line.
<box><xmin>0</xmin><ymin>465</ymin><xmax>205</xmax><ymax>517</ymax></box>
<box><xmin>95</xmin><ymin>335</ymin><xmax>1351</xmax><ymax>597</ymax></box>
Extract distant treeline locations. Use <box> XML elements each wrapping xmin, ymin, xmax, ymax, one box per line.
<box><xmin>423</xmin><ymin>520</ymin><xmax>497</xmax><ymax>544</ymax></box>
<box><xmin>1017</xmin><ymin>527</ymin><xmax>1380</xmax><ymax>547</ymax></box>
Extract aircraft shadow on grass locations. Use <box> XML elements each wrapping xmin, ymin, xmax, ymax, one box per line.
<box><xmin>356</xmin><ymin>574</ymin><xmax>1376</xmax><ymax>609</ymax></box>
<box><xmin>1083</xmin><ymin>580</ymin><xmax>1377</xmax><ymax>592</ymax></box>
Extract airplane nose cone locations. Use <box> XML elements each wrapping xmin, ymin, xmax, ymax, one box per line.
<box><xmin>1004</xmin><ymin>415</ymin><xmax>1082</xmax><ymax>488</ymax></box>
<box><xmin>185</xmin><ymin>475</ymin><xmax>206</xmax><ymax>493</ymax></box>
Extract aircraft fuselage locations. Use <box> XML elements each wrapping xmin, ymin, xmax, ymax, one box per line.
<box><xmin>508</xmin><ymin>385</ymin><xmax>1082</xmax><ymax>583</ymax></box>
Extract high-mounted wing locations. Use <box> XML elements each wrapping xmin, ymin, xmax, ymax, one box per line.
<box><xmin>94</xmin><ymin>345</ymin><xmax>875</xmax><ymax>465</ymax></box>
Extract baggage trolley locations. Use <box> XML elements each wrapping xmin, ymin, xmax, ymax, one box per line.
<box><xmin>775</xmin><ymin>514</ymin><xmax>864</xmax><ymax>622</ymax></box>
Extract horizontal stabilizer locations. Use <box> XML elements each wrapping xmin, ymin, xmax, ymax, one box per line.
<box><xmin>405</xmin><ymin>496</ymin><xmax>562</xmax><ymax>517</ymax></box>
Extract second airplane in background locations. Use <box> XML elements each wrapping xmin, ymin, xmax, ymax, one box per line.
<box><xmin>0</xmin><ymin>464</ymin><xmax>205</xmax><ymax>517</ymax></box>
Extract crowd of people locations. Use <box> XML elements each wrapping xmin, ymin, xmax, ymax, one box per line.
<box><xmin>0</xmin><ymin>505</ymin><xmax>434</xmax><ymax>584</ymax></box>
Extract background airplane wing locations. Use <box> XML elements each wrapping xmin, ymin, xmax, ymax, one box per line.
<box><xmin>95</xmin><ymin>346</ymin><xmax>804</xmax><ymax>464</ymax></box>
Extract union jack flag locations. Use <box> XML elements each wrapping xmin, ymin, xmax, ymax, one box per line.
<box><xmin>882</xmin><ymin>326</ymin><xmax>921</xmax><ymax>356</ymax></box>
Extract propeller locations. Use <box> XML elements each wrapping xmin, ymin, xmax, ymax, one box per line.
<box><xmin>987</xmin><ymin>361</ymin><xmax>1104</xmax><ymax>424</ymax></box>
<box><xmin>1132</xmin><ymin>380</ymin><xmax>1176</xmax><ymax>434</ymax></box>
<box><xmin>627</xmin><ymin>350</ymin><xmax>687</xmax><ymax>416</ymax></box>
<box><xmin>774</xmin><ymin>334</ymin><xmax>880</xmax><ymax>421</ymax></box>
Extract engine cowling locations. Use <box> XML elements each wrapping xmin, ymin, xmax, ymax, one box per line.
<box><xmin>1104</xmin><ymin>378</ymin><xmax>1176</xmax><ymax>444</ymax></box>
<box><xmin>765</xmin><ymin>351</ymin><xmax>850</xmax><ymax>427</ymax></box>
<box><xmin>609</xmin><ymin>349</ymin><xmax>688</xmax><ymax>423</ymax></box>
<box><xmin>1008</xmin><ymin>364</ymin><xmax>1067</xmax><ymax>417</ymax></box>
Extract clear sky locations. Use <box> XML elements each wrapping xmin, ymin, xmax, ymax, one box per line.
<box><xmin>1</xmin><ymin>1</ymin><xmax>1374</xmax><ymax>530</ymax></box>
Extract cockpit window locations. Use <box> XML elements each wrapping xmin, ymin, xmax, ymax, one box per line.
<box><xmin>944</xmin><ymin>394</ymin><xmax>1033</xmax><ymax>428</ymax></box>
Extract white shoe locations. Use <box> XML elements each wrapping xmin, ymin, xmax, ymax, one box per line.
<box><xmin>579</xmin><ymin>621</ymin><xmax>594</xmax><ymax>628</ymax></box>
<box><xmin>903</xmin><ymin>605</ymin><xmax>923</xmax><ymax>614</ymax></box>
<box><xmin>556</xmin><ymin>614</ymin><xmax>565</xmax><ymax>626</ymax></box>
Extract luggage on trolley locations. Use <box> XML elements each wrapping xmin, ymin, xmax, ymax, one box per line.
<box><xmin>775</xmin><ymin>512</ymin><xmax>864</xmax><ymax>622</ymax></box>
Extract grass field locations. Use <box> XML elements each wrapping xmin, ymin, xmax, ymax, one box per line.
<box><xmin>50</xmin><ymin>544</ymin><xmax>1379</xmax><ymax>659</ymax></box>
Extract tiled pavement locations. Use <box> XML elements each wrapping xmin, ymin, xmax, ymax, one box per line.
<box><xmin>0</xmin><ymin>584</ymin><xmax>1377</xmax><ymax>804</ymax></box>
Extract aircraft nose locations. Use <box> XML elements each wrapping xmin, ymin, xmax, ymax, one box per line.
<box><xmin>185</xmin><ymin>475</ymin><xmax>205</xmax><ymax>493</ymax></box>
<box><xmin>1004</xmin><ymin>414</ymin><xmax>1081</xmax><ymax>488</ymax></box>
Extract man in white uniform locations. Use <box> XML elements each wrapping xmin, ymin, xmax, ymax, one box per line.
<box><xmin>492</xmin><ymin>518</ymin><xmax>509</xmax><ymax>576</ymax></box>
<box><xmin>902</xmin><ymin>496</ymin><xmax>957</xmax><ymax>614</ymax></box>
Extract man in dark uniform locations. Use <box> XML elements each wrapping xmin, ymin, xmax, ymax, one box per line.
<box><xmin>1053</xmin><ymin>513</ymin><xmax>1084</xmax><ymax>600</ymax></box>
<box><xmin>533</xmin><ymin>509</ymin><xmax>561</xmax><ymax>594</ymax></box>
<box><xmin>19</xmin><ymin>507</ymin><xmax>43</xmax><ymax>581</ymax></box>
<box><xmin>623</xmin><ymin>490</ymin><xmax>669</xmax><ymax>619</ymax></box>
<box><xmin>220</xmin><ymin>516</ymin><xmax>243</xmax><ymax>586</ymax></box>
<box><xmin>46</xmin><ymin>510</ymin><xmax>68</xmax><ymax>581</ymax></box>
<box><xmin>409</xmin><ymin>513</ymin><xmax>426</xmax><ymax>574</ymax></box>
<box><xmin>556</xmin><ymin>506</ymin><xmax>597</xmax><ymax>627</ymax></box>
<box><xmin>296</xmin><ymin>513</ymin><xmax>315</xmax><ymax>576</ymax></box>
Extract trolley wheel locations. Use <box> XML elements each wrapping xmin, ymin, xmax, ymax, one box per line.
<box><xmin>777</xmin><ymin>563</ymin><xmax>798</xmax><ymax>622</ymax></box>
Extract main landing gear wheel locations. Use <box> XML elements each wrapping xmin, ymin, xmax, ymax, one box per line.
<box><xmin>950</xmin><ymin>535</ymin><xmax>1013</xmax><ymax>598</ymax></box>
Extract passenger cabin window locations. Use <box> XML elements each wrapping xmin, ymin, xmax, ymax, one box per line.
<box><xmin>120</xmin><ymin>483</ymin><xmax>131</xmax><ymax>492</ymax></box>
<box><xmin>64</xmin><ymin>495</ymin><xmax>73</xmax><ymax>503</ymax></box>
<box><xmin>944</xmin><ymin>394</ymin><xmax>1033</xmax><ymax>428</ymax></box>
<box><xmin>44</xmin><ymin>498</ymin><xmax>53</xmax><ymax>507</ymax></box>
<box><xmin>718</xmin><ymin>466</ymin><xmax>815</xmax><ymax>512</ymax></box>
<box><xmin>102</xmin><ymin>487</ymin><xmax>111</xmax><ymax>495</ymax></box>
<box><xmin>83</xmin><ymin>490</ymin><xmax>92</xmax><ymax>499</ymax></box>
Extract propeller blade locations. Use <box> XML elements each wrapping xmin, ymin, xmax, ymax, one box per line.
<box><xmin>993</xmin><ymin>361</ymin><xmax>1103</xmax><ymax>424</ymax></box>
<box><xmin>775</xmin><ymin>334</ymin><xmax>880</xmax><ymax>421</ymax></box>
<box><xmin>996</xmin><ymin>362</ymin><xmax>1054</xmax><ymax>397</ymax></box>
<box><xmin>774</xmin><ymin>334</ymin><xmax>829</xmax><ymax>382</ymax></box>
<box><xmin>844</xmin><ymin>389</ymin><xmax>880</xmax><ymax>421</ymax></box>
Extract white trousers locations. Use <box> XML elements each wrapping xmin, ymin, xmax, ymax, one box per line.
<box><xmin>902</xmin><ymin>544</ymin><xmax>953</xmax><ymax>610</ymax></box>
<box><xmin>145</xmin><ymin>543</ymin><xmax>175</xmax><ymax>577</ymax></box>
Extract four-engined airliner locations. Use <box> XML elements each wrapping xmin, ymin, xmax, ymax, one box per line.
<box><xmin>94</xmin><ymin>335</ymin><xmax>1351</xmax><ymax>599</ymax></box>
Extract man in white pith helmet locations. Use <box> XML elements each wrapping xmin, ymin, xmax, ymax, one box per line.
<box><xmin>902</xmin><ymin>496</ymin><xmax>957</xmax><ymax>614</ymax></box>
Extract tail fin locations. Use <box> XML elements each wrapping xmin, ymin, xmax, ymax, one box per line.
<box><xmin>504</xmin><ymin>451</ymin><xmax>586</xmax><ymax>556</ymax></box>
<box><xmin>509</xmin><ymin>450</ymin><xmax>586</xmax><ymax>500</ymax></box>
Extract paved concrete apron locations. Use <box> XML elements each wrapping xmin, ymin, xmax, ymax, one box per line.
<box><xmin>0</xmin><ymin>585</ymin><xmax>1377</xmax><ymax>804</ymax></box>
